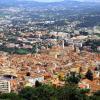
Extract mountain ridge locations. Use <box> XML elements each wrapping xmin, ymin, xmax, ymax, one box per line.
<box><xmin>0</xmin><ymin>0</ymin><xmax>100</xmax><ymax>8</ymax></box>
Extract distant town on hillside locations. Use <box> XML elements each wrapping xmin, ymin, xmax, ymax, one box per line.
<box><xmin>0</xmin><ymin>0</ymin><xmax>100</xmax><ymax>100</ymax></box>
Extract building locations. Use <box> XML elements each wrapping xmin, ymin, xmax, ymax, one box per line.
<box><xmin>0</xmin><ymin>80</ymin><xmax>11</xmax><ymax>93</ymax></box>
<box><xmin>25</xmin><ymin>75</ymin><xmax>44</xmax><ymax>86</ymax></box>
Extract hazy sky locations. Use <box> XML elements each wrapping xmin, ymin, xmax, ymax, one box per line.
<box><xmin>77</xmin><ymin>0</ymin><xmax>100</xmax><ymax>2</ymax></box>
<box><xmin>19</xmin><ymin>0</ymin><xmax>100</xmax><ymax>2</ymax></box>
<box><xmin>30</xmin><ymin>0</ymin><xmax>63</xmax><ymax>2</ymax></box>
<box><xmin>30</xmin><ymin>0</ymin><xmax>100</xmax><ymax>2</ymax></box>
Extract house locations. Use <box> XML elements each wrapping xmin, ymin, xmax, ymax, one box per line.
<box><xmin>25</xmin><ymin>75</ymin><xmax>44</xmax><ymax>86</ymax></box>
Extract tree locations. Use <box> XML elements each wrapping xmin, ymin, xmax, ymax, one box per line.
<box><xmin>35</xmin><ymin>80</ymin><xmax>42</xmax><ymax>87</ymax></box>
<box><xmin>19</xmin><ymin>87</ymin><xmax>35</xmax><ymax>100</ymax></box>
<box><xmin>32</xmin><ymin>44</ymin><xmax>38</xmax><ymax>54</ymax></box>
<box><xmin>19</xmin><ymin>85</ymin><xmax>57</xmax><ymax>100</ymax></box>
<box><xmin>80</xmin><ymin>88</ymin><xmax>90</xmax><ymax>94</ymax></box>
<box><xmin>91</xmin><ymin>90</ymin><xmax>100</xmax><ymax>100</ymax></box>
<box><xmin>34</xmin><ymin>84</ymin><xmax>57</xmax><ymax>100</ymax></box>
<box><xmin>0</xmin><ymin>93</ymin><xmax>23</xmax><ymax>100</ymax></box>
<box><xmin>57</xmin><ymin>85</ymin><xmax>88</xmax><ymax>100</ymax></box>
<box><xmin>66</xmin><ymin>72</ymin><xmax>80</xmax><ymax>84</ymax></box>
<box><xmin>26</xmin><ymin>72</ymin><xmax>31</xmax><ymax>76</ymax></box>
<box><xmin>85</xmin><ymin>69</ymin><xmax>93</xmax><ymax>81</ymax></box>
<box><xmin>9</xmin><ymin>83</ymin><xmax>100</xmax><ymax>100</ymax></box>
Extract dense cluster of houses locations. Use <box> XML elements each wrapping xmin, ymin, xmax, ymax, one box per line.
<box><xmin>0</xmin><ymin>43</ymin><xmax>100</xmax><ymax>93</ymax></box>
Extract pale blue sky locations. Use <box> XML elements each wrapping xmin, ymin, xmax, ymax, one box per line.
<box><xmin>34</xmin><ymin>0</ymin><xmax>63</xmax><ymax>2</ymax></box>
<box><xmin>25</xmin><ymin>0</ymin><xmax>64</xmax><ymax>2</ymax></box>
<box><xmin>18</xmin><ymin>0</ymin><xmax>100</xmax><ymax>2</ymax></box>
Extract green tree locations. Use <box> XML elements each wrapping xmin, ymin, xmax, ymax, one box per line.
<box><xmin>90</xmin><ymin>90</ymin><xmax>100</xmax><ymax>100</ymax></box>
<box><xmin>19</xmin><ymin>86</ymin><xmax>35</xmax><ymax>100</ymax></box>
<box><xmin>65</xmin><ymin>72</ymin><xmax>80</xmax><ymax>84</ymax></box>
<box><xmin>19</xmin><ymin>85</ymin><xmax>57</xmax><ymax>100</ymax></box>
<box><xmin>35</xmin><ymin>80</ymin><xmax>42</xmax><ymax>87</ymax></box>
<box><xmin>0</xmin><ymin>92</ymin><xmax>23</xmax><ymax>100</ymax></box>
<box><xmin>57</xmin><ymin>85</ymin><xmax>88</xmax><ymax>100</ymax></box>
<box><xmin>34</xmin><ymin>84</ymin><xmax>57</xmax><ymax>100</ymax></box>
<box><xmin>85</xmin><ymin>69</ymin><xmax>93</xmax><ymax>81</ymax></box>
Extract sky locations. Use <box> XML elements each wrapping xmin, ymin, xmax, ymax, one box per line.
<box><xmin>35</xmin><ymin>0</ymin><xmax>63</xmax><ymax>2</ymax></box>
<box><xmin>77</xmin><ymin>0</ymin><xmax>100</xmax><ymax>2</ymax></box>
<box><xmin>25</xmin><ymin>0</ymin><xmax>64</xmax><ymax>2</ymax></box>
<box><xmin>18</xmin><ymin>0</ymin><xmax>100</xmax><ymax>2</ymax></box>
